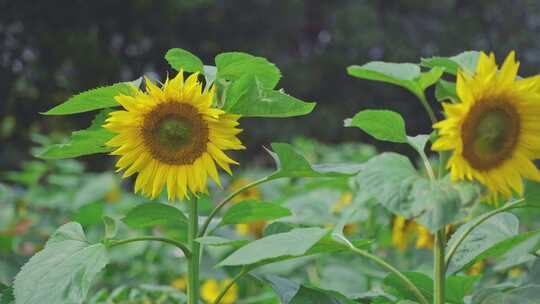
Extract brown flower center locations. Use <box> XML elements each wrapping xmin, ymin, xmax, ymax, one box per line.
<box><xmin>461</xmin><ymin>97</ymin><xmax>520</xmax><ymax>170</ymax></box>
<box><xmin>141</xmin><ymin>101</ymin><xmax>208</xmax><ymax>165</ymax></box>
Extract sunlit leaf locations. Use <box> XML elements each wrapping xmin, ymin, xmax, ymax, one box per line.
<box><xmin>345</xmin><ymin>110</ymin><xmax>407</xmax><ymax>143</ymax></box>
<box><xmin>421</xmin><ymin>51</ymin><xmax>480</xmax><ymax>75</ymax></box>
<box><xmin>165</xmin><ymin>48</ymin><xmax>204</xmax><ymax>73</ymax></box>
<box><xmin>216</xmin><ymin>52</ymin><xmax>281</xmax><ymax>89</ymax></box>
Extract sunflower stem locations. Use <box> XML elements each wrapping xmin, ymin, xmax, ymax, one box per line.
<box><xmin>433</xmin><ymin>229</ymin><xmax>446</xmax><ymax>304</ymax></box>
<box><xmin>187</xmin><ymin>198</ymin><xmax>200</xmax><ymax>304</ymax></box>
<box><xmin>214</xmin><ymin>267</ymin><xmax>248</xmax><ymax>304</ymax></box>
<box><xmin>417</xmin><ymin>93</ymin><xmax>438</xmax><ymax>124</ymax></box>
<box><xmin>199</xmin><ymin>176</ymin><xmax>271</xmax><ymax>237</ymax></box>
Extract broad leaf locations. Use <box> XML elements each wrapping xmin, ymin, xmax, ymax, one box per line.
<box><xmin>347</xmin><ymin>62</ymin><xmax>443</xmax><ymax>99</ymax></box>
<box><xmin>37</xmin><ymin>110</ymin><xmax>115</xmax><ymax>159</ymax></box>
<box><xmin>345</xmin><ymin>110</ymin><xmax>407</xmax><ymax>143</ymax></box>
<box><xmin>446</xmin><ymin>212</ymin><xmax>519</xmax><ymax>275</ymax></box>
<box><xmin>216</xmin><ymin>52</ymin><xmax>281</xmax><ymax>89</ymax></box>
<box><xmin>122</xmin><ymin>202</ymin><xmax>187</xmax><ymax>229</ymax></box>
<box><xmin>43</xmin><ymin>82</ymin><xmax>133</xmax><ymax>115</ymax></box>
<box><xmin>268</xmin><ymin>143</ymin><xmax>364</xmax><ymax>179</ymax></box>
<box><xmin>221</xmin><ymin>200</ymin><xmax>291</xmax><ymax>225</ymax></box>
<box><xmin>357</xmin><ymin>153</ymin><xmax>461</xmax><ymax>232</ymax></box>
<box><xmin>165</xmin><ymin>48</ymin><xmax>204</xmax><ymax>73</ymax></box>
<box><xmin>225</xmin><ymin>75</ymin><xmax>315</xmax><ymax>118</ymax></box>
<box><xmin>218</xmin><ymin>227</ymin><xmax>327</xmax><ymax>267</ymax></box>
<box><xmin>258</xmin><ymin>274</ymin><xmax>357</xmax><ymax>304</ymax></box>
<box><xmin>13</xmin><ymin>222</ymin><xmax>108</xmax><ymax>304</ymax></box>
<box><xmin>420</xmin><ymin>51</ymin><xmax>480</xmax><ymax>75</ymax></box>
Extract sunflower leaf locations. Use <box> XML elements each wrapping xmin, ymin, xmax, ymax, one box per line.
<box><xmin>165</xmin><ymin>48</ymin><xmax>204</xmax><ymax>73</ymax></box>
<box><xmin>220</xmin><ymin>200</ymin><xmax>292</xmax><ymax>225</ymax></box>
<box><xmin>13</xmin><ymin>222</ymin><xmax>109</xmax><ymax>304</ymax></box>
<box><xmin>43</xmin><ymin>81</ymin><xmax>138</xmax><ymax>115</ymax></box>
<box><xmin>446</xmin><ymin>212</ymin><xmax>521</xmax><ymax>275</ymax></box>
<box><xmin>225</xmin><ymin>75</ymin><xmax>315</xmax><ymax>118</ymax></box>
<box><xmin>267</xmin><ymin>143</ymin><xmax>363</xmax><ymax>179</ymax></box>
<box><xmin>421</xmin><ymin>51</ymin><xmax>481</xmax><ymax>75</ymax></box>
<box><xmin>345</xmin><ymin>109</ymin><xmax>407</xmax><ymax>143</ymax></box>
<box><xmin>434</xmin><ymin>79</ymin><xmax>458</xmax><ymax>102</ymax></box>
<box><xmin>257</xmin><ymin>275</ymin><xmax>357</xmax><ymax>304</ymax></box>
<box><xmin>347</xmin><ymin>62</ymin><xmax>443</xmax><ymax>99</ymax></box>
<box><xmin>216</xmin><ymin>52</ymin><xmax>281</xmax><ymax>89</ymax></box>
<box><xmin>36</xmin><ymin>110</ymin><xmax>115</xmax><ymax>159</ymax></box>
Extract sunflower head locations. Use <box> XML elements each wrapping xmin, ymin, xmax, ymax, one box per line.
<box><xmin>433</xmin><ymin>51</ymin><xmax>540</xmax><ymax>202</ymax></box>
<box><xmin>104</xmin><ymin>71</ymin><xmax>245</xmax><ymax>201</ymax></box>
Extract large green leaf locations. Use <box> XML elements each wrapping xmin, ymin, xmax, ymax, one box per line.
<box><xmin>221</xmin><ymin>200</ymin><xmax>291</xmax><ymax>225</ymax></box>
<box><xmin>268</xmin><ymin>143</ymin><xmax>364</xmax><ymax>179</ymax></box>
<box><xmin>36</xmin><ymin>110</ymin><xmax>115</xmax><ymax>159</ymax></box>
<box><xmin>165</xmin><ymin>48</ymin><xmax>204</xmax><ymax>73</ymax></box>
<box><xmin>357</xmin><ymin>153</ymin><xmax>461</xmax><ymax>232</ymax></box>
<box><xmin>420</xmin><ymin>51</ymin><xmax>480</xmax><ymax>75</ymax></box>
<box><xmin>446</xmin><ymin>212</ymin><xmax>520</xmax><ymax>275</ymax></box>
<box><xmin>43</xmin><ymin>82</ymin><xmax>133</xmax><ymax>115</ymax></box>
<box><xmin>216</xmin><ymin>52</ymin><xmax>281</xmax><ymax>89</ymax></box>
<box><xmin>258</xmin><ymin>275</ymin><xmax>357</xmax><ymax>304</ymax></box>
<box><xmin>13</xmin><ymin>222</ymin><xmax>108</xmax><ymax>304</ymax></box>
<box><xmin>347</xmin><ymin>62</ymin><xmax>443</xmax><ymax>99</ymax></box>
<box><xmin>122</xmin><ymin>202</ymin><xmax>188</xmax><ymax>229</ymax></box>
<box><xmin>218</xmin><ymin>227</ymin><xmax>327</xmax><ymax>267</ymax></box>
<box><xmin>224</xmin><ymin>75</ymin><xmax>315</xmax><ymax>117</ymax></box>
<box><xmin>345</xmin><ymin>110</ymin><xmax>407</xmax><ymax>143</ymax></box>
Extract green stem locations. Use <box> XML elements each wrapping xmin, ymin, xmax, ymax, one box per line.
<box><xmin>434</xmin><ymin>230</ymin><xmax>446</xmax><ymax>304</ymax></box>
<box><xmin>347</xmin><ymin>246</ymin><xmax>429</xmax><ymax>304</ymax></box>
<box><xmin>214</xmin><ymin>268</ymin><xmax>248</xmax><ymax>304</ymax></box>
<box><xmin>199</xmin><ymin>176</ymin><xmax>271</xmax><ymax>237</ymax></box>
<box><xmin>417</xmin><ymin>93</ymin><xmax>437</xmax><ymax>124</ymax></box>
<box><xmin>107</xmin><ymin>236</ymin><xmax>190</xmax><ymax>258</ymax></box>
<box><xmin>444</xmin><ymin>198</ymin><xmax>524</xmax><ymax>268</ymax></box>
<box><xmin>187</xmin><ymin>198</ymin><xmax>200</xmax><ymax>304</ymax></box>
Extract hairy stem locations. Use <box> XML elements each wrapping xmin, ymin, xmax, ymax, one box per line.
<box><xmin>433</xmin><ymin>230</ymin><xmax>446</xmax><ymax>304</ymax></box>
<box><xmin>187</xmin><ymin>198</ymin><xmax>200</xmax><ymax>304</ymax></box>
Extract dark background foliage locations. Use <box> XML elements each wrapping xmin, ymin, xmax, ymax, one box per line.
<box><xmin>2</xmin><ymin>0</ymin><xmax>540</xmax><ymax>170</ymax></box>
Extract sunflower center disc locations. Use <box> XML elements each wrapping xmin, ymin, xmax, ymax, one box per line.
<box><xmin>462</xmin><ymin>101</ymin><xmax>520</xmax><ymax>170</ymax></box>
<box><xmin>154</xmin><ymin>116</ymin><xmax>193</xmax><ymax>150</ymax></box>
<box><xmin>142</xmin><ymin>102</ymin><xmax>209</xmax><ymax>165</ymax></box>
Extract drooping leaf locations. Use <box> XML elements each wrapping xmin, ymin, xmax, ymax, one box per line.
<box><xmin>258</xmin><ymin>274</ymin><xmax>357</xmax><ymax>304</ymax></box>
<box><xmin>345</xmin><ymin>110</ymin><xmax>407</xmax><ymax>143</ymax></box>
<box><xmin>218</xmin><ymin>227</ymin><xmax>328</xmax><ymax>267</ymax></box>
<box><xmin>36</xmin><ymin>110</ymin><xmax>115</xmax><ymax>159</ymax></box>
<box><xmin>13</xmin><ymin>222</ymin><xmax>109</xmax><ymax>304</ymax></box>
<box><xmin>446</xmin><ymin>212</ymin><xmax>520</xmax><ymax>275</ymax></box>
<box><xmin>43</xmin><ymin>82</ymin><xmax>134</xmax><ymax>115</ymax></box>
<box><xmin>224</xmin><ymin>75</ymin><xmax>315</xmax><ymax>118</ymax></box>
<box><xmin>268</xmin><ymin>143</ymin><xmax>364</xmax><ymax>179</ymax></box>
<box><xmin>434</xmin><ymin>80</ymin><xmax>457</xmax><ymax>102</ymax></box>
<box><xmin>216</xmin><ymin>52</ymin><xmax>281</xmax><ymax>89</ymax></box>
<box><xmin>221</xmin><ymin>200</ymin><xmax>291</xmax><ymax>225</ymax></box>
<box><xmin>420</xmin><ymin>51</ymin><xmax>480</xmax><ymax>75</ymax></box>
<box><xmin>347</xmin><ymin>62</ymin><xmax>443</xmax><ymax>99</ymax></box>
<box><xmin>165</xmin><ymin>48</ymin><xmax>204</xmax><ymax>73</ymax></box>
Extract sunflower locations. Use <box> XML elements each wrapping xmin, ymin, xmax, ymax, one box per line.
<box><xmin>104</xmin><ymin>71</ymin><xmax>245</xmax><ymax>201</ymax></box>
<box><xmin>433</xmin><ymin>51</ymin><xmax>540</xmax><ymax>202</ymax></box>
<box><xmin>200</xmin><ymin>279</ymin><xmax>238</xmax><ymax>304</ymax></box>
<box><xmin>392</xmin><ymin>216</ymin><xmax>434</xmax><ymax>251</ymax></box>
